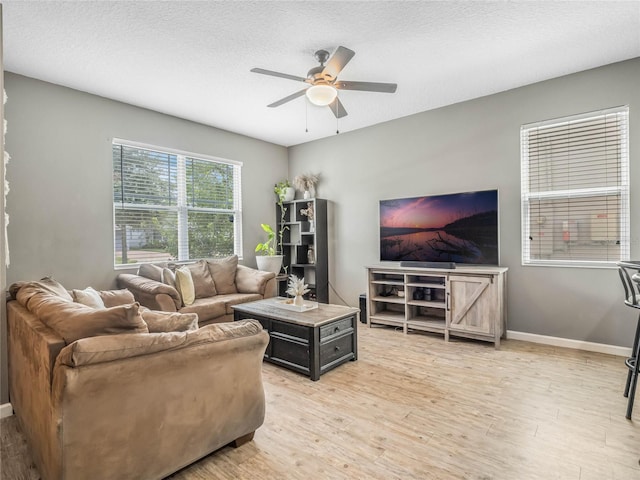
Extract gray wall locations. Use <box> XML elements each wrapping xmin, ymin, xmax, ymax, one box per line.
<box><xmin>289</xmin><ymin>58</ymin><xmax>640</xmax><ymax>348</ymax></box>
<box><xmin>1</xmin><ymin>73</ymin><xmax>288</xmax><ymax>402</ymax></box>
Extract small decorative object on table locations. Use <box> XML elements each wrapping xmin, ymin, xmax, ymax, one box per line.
<box><xmin>293</xmin><ymin>173</ymin><xmax>319</xmax><ymax>200</ymax></box>
<box><xmin>286</xmin><ymin>274</ymin><xmax>310</xmax><ymax>306</ymax></box>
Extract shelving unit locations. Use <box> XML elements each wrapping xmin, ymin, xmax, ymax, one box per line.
<box><xmin>366</xmin><ymin>264</ymin><xmax>508</xmax><ymax>347</ymax></box>
<box><xmin>277</xmin><ymin>198</ymin><xmax>328</xmax><ymax>303</ymax></box>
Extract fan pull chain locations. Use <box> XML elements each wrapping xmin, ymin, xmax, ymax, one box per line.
<box><xmin>336</xmin><ymin>95</ymin><xmax>340</xmax><ymax>135</ymax></box>
<box><xmin>305</xmin><ymin>99</ymin><xmax>309</xmax><ymax>133</ymax></box>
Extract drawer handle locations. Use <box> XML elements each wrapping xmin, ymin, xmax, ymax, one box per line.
<box><xmin>334</xmin><ymin>326</ymin><xmax>340</xmax><ymax>333</ymax></box>
<box><xmin>334</xmin><ymin>346</ymin><xmax>341</xmax><ymax>352</ymax></box>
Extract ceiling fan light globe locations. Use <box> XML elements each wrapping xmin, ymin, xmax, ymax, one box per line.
<box><xmin>306</xmin><ymin>85</ymin><xmax>337</xmax><ymax>106</ymax></box>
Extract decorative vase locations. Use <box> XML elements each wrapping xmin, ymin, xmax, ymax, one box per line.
<box><xmin>303</xmin><ymin>190</ymin><xmax>310</xmax><ymax>199</ymax></box>
<box><xmin>307</xmin><ymin>245</ymin><xmax>315</xmax><ymax>264</ymax></box>
<box><xmin>294</xmin><ymin>295</ymin><xmax>304</xmax><ymax>306</ymax></box>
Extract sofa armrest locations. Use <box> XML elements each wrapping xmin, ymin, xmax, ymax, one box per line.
<box><xmin>235</xmin><ymin>265</ymin><xmax>276</xmax><ymax>297</ymax></box>
<box><xmin>117</xmin><ymin>273</ymin><xmax>181</xmax><ymax>311</ymax></box>
<box><xmin>50</xmin><ymin>321</ymin><xmax>268</xmax><ymax>480</ymax></box>
<box><xmin>7</xmin><ymin>301</ymin><xmax>66</xmax><ymax>480</ymax></box>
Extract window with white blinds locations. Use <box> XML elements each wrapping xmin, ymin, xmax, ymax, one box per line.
<box><xmin>521</xmin><ymin>106</ymin><xmax>629</xmax><ymax>267</ymax></box>
<box><xmin>112</xmin><ymin>140</ymin><xmax>242</xmax><ymax>266</ymax></box>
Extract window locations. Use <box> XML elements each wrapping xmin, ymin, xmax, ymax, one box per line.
<box><xmin>112</xmin><ymin>140</ymin><xmax>242</xmax><ymax>266</ymax></box>
<box><xmin>521</xmin><ymin>106</ymin><xmax>629</xmax><ymax>267</ymax></box>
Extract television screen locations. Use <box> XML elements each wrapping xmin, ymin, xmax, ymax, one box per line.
<box><xmin>379</xmin><ymin>189</ymin><xmax>499</xmax><ymax>265</ymax></box>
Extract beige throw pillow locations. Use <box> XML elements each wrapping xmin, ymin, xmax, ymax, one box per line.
<box><xmin>207</xmin><ymin>255</ymin><xmax>238</xmax><ymax>294</ymax></box>
<box><xmin>99</xmin><ymin>289</ymin><xmax>136</xmax><ymax>308</ymax></box>
<box><xmin>188</xmin><ymin>260</ymin><xmax>217</xmax><ymax>298</ymax></box>
<box><xmin>72</xmin><ymin>287</ymin><xmax>106</xmax><ymax>309</ymax></box>
<box><xmin>175</xmin><ymin>266</ymin><xmax>196</xmax><ymax>306</ymax></box>
<box><xmin>162</xmin><ymin>268</ymin><xmax>176</xmax><ymax>289</ymax></box>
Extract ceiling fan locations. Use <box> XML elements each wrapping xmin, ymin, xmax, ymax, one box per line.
<box><xmin>250</xmin><ymin>46</ymin><xmax>397</xmax><ymax>118</ymax></box>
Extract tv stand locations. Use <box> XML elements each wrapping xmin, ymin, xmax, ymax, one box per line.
<box><xmin>366</xmin><ymin>264</ymin><xmax>508</xmax><ymax>348</ymax></box>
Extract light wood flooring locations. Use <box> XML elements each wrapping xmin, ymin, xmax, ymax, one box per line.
<box><xmin>2</xmin><ymin>323</ymin><xmax>639</xmax><ymax>479</ymax></box>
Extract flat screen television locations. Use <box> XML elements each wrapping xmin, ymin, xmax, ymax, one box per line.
<box><xmin>379</xmin><ymin>189</ymin><xmax>499</xmax><ymax>265</ymax></box>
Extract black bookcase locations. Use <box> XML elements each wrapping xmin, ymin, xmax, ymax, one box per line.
<box><xmin>276</xmin><ymin>198</ymin><xmax>328</xmax><ymax>303</ymax></box>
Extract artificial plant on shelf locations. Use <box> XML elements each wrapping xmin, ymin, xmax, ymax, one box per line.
<box><xmin>293</xmin><ymin>173</ymin><xmax>319</xmax><ymax>199</ymax></box>
<box><xmin>286</xmin><ymin>274</ymin><xmax>310</xmax><ymax>306</ymax></box>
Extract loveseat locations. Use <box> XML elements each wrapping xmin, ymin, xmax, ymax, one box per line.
<box><xmin>7</xmin><ymin>277</ymin><xmax>269</xmax><ymax>480</ymax></box>
<box><xmin>117</xmin><ymin>255</ymin><xmax>276</xmax><ymax>326</ymax></box>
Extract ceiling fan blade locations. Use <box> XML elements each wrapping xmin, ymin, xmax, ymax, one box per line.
<box><xmin>328</xmin><ymin>97</ymin><xmax>348</xmax><ymax>118</ymax></box>
<box><xmin>322</xmin><ymin>46</ymin><xmax>355</xmax><ymax>79</ymax></box>
<box><xmin>267</xmin><ymin>89</ymin><xmax>307</xmax><ymax>108</ymax></box>
<box><xmin>335</xmin><ymin>81</ymin><xmax>397</xmax><ymax>93</ymax></box>
<box><xmin>250</xmin><ymin>68</ymin><xmax>308</xmax><ymax>83</ymax></box>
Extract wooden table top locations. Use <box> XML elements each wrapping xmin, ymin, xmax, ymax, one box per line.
<box><xmin>232</xmin><ymin>297</ymin><xmax>359</xmax><ymax>327</ymax></box>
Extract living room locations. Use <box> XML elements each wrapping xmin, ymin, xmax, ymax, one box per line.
<box><xmin>1</xmin><ymin>2</ymin><xmax>640</xmax><ymax>479</ymax></box>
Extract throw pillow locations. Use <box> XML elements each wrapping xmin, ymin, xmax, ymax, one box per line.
<box><xmin>188</xmin><ymin>260</ymin><xmax>217</xmax><ymax>298</ymax></box>
<box><xmin>99</xmin><ymin>288</ymin><xmax>136</xmax><ymax>308</ymax></box>
<box><xmin>206</xmin><ymin>255</ymin><xmax>238</xmax><ymax>295</ymax></box>
<box><xmin>137</xmin><ymin>263</ymin><xmax>164</xmax><ymax>282</ymax></box>
<box><xmin>235</xmin><ymin>265</ymin><xmax>276</xmax><ymax>295</ymax></box>
<box><xmin>72</xmin><ymin>287</ymin><xmax>106</xmax><ymax>309</ymax></box>
<box><xmin>175</xmin><ymin>266</ymin><xmax>196</xmax><ymax>306</ymax></box>
<box><xmin>162</xmin><ymin>268</ymin><xmax>177</xmax><ymax>289</ymax></box>
<box><xmin>139</xmin><ymin>307</ymin><xmax>199</xmax><ymax>333</ymax></box>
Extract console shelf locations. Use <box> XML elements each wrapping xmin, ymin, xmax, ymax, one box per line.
<box><xmin>366</xmin><ymin>265</ymin><xmax>508</xmax><ymax>347</ymax></box>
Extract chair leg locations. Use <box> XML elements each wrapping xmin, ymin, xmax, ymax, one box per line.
<box><xmin>625</xmin><ymin>313</ymin><xmax>640</xmax><ymax>398</ymax></box>
<box><xmin>626</xmin><ymin>337</ymin><xmax>640</xmax><ymax>420</ymax></box>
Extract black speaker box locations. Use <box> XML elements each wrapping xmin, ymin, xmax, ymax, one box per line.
<box><xmin>400</xmin><ymin>261</ymin><xmax>456</xmax><ymax>269</ymax></box>
<box><xmin>358</xmin><ymin>293</ymin><xmax>367</xmax><ymax>323</ymax></box>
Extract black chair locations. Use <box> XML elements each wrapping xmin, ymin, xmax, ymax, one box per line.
<box><xmin>617</xmin><ymin>261</ymin><xmax>640</xmax><ymax>419</ymax></box>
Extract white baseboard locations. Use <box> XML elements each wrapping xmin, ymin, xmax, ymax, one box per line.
<box><xmin>0</xmin><ymin>402</ymin><xmax>13</xmax><ymax>418</ymax></box>
<box><xmin>507</xmin><ymin>330</ymin><xmax>631</xmax><ymax>357</ymax></box>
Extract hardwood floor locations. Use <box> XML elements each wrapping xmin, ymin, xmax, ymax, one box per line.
<box><xmin>2</xmin><ymin>324</ymin><xmax>639</xmax><ymax>479</ymax></box>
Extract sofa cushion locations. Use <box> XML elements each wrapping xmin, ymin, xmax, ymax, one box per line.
<box><xmin>137</xmin><ymin>263</ymin><xmax>165</xmax><ymax>282</ymax></box>
<box><xmin>179</xmin><ymin>297</ymin><xmax>226</xmax><ymax>322</ymax></box>
<box><xmin>99</xmin><ymin>289</ymin><xmax>136</xmax><ymax>308</ymax></box>
<box><xmin>32</xmin><ymin>296</ymin><xmax>148</xmax><ymax>344</ymax></box>
<box><xmin>235</xmin><ymin>265</ymin><xmax>276</xmax><ymax>295</ymax></box>
<box><xmin>139</xmin><ymin>307</ymin><xmax>199</xmax><ymax>333</ymax></box>
<box><xmin>222</xmin><ymin>293</ymin><xmax>263</xmax><ymax>315</ymax></box>
<box><xmin>175</xmin><ymin>266</ymin><xmax>195</xmax><ymax>306</ymax></box>
<box><xmin>56</xmin><ymin>320</ymin><xmax>264</xmax><ymax>367</ymax></box>
<box><xmin>207</xmin><ymin>256</ymin><xmax>238</xmax><ymax>294</ymax></box>
<box><xmin>14</xmin><ymin>277</ymin><xmax>74</xmax><ymax>308</ymax></box>
<box><xmin>72</xmin><ymin>287</ymin><xmax>105</xmax><ymax>309</ymax></box>
<box><xmin>188</xmin><ymin>260</ymin><xmax>217</xmax><ymax>298</ymax></box>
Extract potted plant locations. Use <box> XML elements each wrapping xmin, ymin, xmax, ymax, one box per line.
<box><xmin>275</xmin><ymin>179</ymin><xmax>295</xmax><ymax>202</ymax></box>
<box><xmin>255</xmin><ymin>223</ymin><xmax>283</xmax><ymax>274</ymax></box>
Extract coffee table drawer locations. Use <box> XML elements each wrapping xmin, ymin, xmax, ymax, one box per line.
<box><xmin>270</xmin><ymin>319</ymin><xmax>310</xmax><ymax>341</ymax></box>
<box><xmin>320</xmin><ymin>316</ymin><xmax>355</xmax><ymax>340</ymax></box>
<box><xmin>320</xmin><ymin>333</ymin><xmax>354</xmax><ymax>366</ymax></box>
<box><xmin>271</xmin><ymin>335</ymin><xmax>309</xmax><ymax>370</ymax></box>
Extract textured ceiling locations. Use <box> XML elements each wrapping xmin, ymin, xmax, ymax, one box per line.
<box><xmin>2</xmin><ymin>1</ymin><xmax>639</xmax><ymax>147</ymax></box>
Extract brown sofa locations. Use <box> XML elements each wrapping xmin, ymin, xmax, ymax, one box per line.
<box><xmin>117</xmin><ymin>256</ymin><xmax>276</xmax><ymax>326</ymax></box>
<box><xmin>7</xmin><ymin>278</ymin><xmax>269</xmax><ymax>480</ymax></box>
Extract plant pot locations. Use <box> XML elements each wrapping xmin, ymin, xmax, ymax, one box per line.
<box><xmin>282</xmin><ymin>187</ymin><xmax>295</xmax><ymax>202</ymax></box>
<box><xmin>294</xmin><ymin>295</ymin><xmax>304</xmax><ymax>306</ymax></box>
<box><xmin>256</xmin><ymin>255</ymin><xmax>283</xmax><ymax>274</ymax></box>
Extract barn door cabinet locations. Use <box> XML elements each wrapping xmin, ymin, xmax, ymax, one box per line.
<box><xmin>366</xmin><ymin>265</ymin><xmax>508</xmax><ymax>348</ymax></box>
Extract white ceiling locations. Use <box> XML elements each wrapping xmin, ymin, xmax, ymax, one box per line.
<box><xmin>2</xmin><ymin>1</ymin><xmax>639</xmax><ymax>147</ymax></box>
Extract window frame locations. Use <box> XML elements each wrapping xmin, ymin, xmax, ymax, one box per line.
<box><xmin>112</xmin><ymin>138</ymin><xmax>243</xmax><ymax>268</ymax></box>
<box><xmin>520</xmin><ymin>106</ymin><xmax>630</xmax><ymax>268</ymax></box>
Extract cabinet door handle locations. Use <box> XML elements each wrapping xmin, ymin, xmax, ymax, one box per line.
<box><xmin>446</xmin><ymin>292</ymin><xmax>450</xmax><ymax>311</ymax></box>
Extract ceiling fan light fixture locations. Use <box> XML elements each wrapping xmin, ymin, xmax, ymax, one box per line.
<box><xmin>306</xmin><ymin>84</ymin><xmax>337</xmax><ymax>106</ymax></box>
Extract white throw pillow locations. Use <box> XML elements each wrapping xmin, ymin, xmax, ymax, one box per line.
<box><xmin>175</xmin><ymin>266</ymin><xmax>195</xmax><ymax>306</ymax></box>
<box><xmin>72</xmin><ymin>287</ymin><xmax>106</xmax><ymax>309</ymax></box>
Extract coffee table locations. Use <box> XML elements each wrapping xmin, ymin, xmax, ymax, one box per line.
<box><xmin>232</xmin><ymin>297</ymin><xmax>359</xmax><ymax>381</ymax></box>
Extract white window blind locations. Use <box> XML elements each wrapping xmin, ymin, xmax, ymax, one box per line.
<box><xmin>112</xmin><ymin>140</ymin><xmax>242</xmax><ymax>266</ymax></box>
<box><xmin>521</xmin><ymin>106</ymin><xmax>629</xmax><ymax>267</ymax></box>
